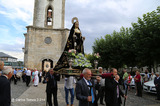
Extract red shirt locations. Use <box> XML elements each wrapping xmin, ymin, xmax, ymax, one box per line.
<box><xmin>128</xmin><ymin>75</ymin><xmax>132</xmax><ymax>83</ymax></box>
<box><xmin>135</xmin><ymin>74</ymin><xmax>141</xmax><ymax>82</ymax></box>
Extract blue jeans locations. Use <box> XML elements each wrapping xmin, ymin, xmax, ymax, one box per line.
<box><xmin>64</xmin><ymin>87</ymin><xmax>74</xmax><ymax>105</ymax></box>
<box><xmin>124</xmin><ymin>80</ymin><xmax>128</xmax><ymax>90</ymax></box>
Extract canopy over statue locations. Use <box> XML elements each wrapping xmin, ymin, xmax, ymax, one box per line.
<box><xmin>54</xmin><ymin>17</ymin><xmax>85</xmax><ymax>71</ymax></box>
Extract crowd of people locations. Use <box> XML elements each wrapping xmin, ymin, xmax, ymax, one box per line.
<box><xmin>44</xmin><ymin>67</ymin><xmax>160</xmax><ymax>106</ymax></box>
<box><xmin>0</xmin><ymin>60</ymin><xmax>160</xmax><ymax>106</ymax></box>
<box><xmin>8</xmin><ymin>68</ymin><xmax>42</xmax><ymax>87</ymax></box>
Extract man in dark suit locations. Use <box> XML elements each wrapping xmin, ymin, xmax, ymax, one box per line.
<box><xmin>105</xmin><ymin>68</ymin><xmax>126</xmax><ymax>106</ymax></box>
<box><xmin>154</xmin><ymin>72</ymin><xmax>160</xmax><ymax>100</ymax></box>
<box><xmin>46</xmin><ymin>68</ymin><xmax>60</xmax><ymax>106</ymax></box>
<box><xmin>75</xmin><ymin>68</ymin><xmax>97</xmax><ymax>106</ymax></box>
<box><xmin>0</xmin><ymin>67</ymin><xmax>13</xmax><ymax>106</ymax></box>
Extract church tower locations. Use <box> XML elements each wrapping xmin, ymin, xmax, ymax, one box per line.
<box><xmin>33</xmin><ymin>0</ymin><xmax>65</xmax><ymax>29</ymax></box>
<box><xmin>23</xmin><ymin>0</ymin><xmax>69</xmax><ymax>71</ymax></box>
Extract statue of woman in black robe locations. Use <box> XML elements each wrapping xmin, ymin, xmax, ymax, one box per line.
<box><xmin>67</xmin><ymin>17</ymin><xmax>85</xmax><ymax>53</ymax></box>
<box><xmin>54</xmin><ymin>17</ymin><xmax>85</xmax><ymax>70</ymax></box>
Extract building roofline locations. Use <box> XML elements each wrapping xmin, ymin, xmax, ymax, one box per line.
<box><xmin>0</xmin><ymin>52</ymin><xmax>17</xmax><ymax>59</ymax></box>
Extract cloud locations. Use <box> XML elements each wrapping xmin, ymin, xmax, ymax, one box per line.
<box><xmin>0</xmin><ymin>25</ymin><xmax>24</xmax><ymax>61</ymax></box>
<box><xmin>0</xmin><ymin>37</ymin><xmax>24</xmax><ymax>52</ymax></box>
<box><xmin>12</xmin><ymin>22</ymin><xmax>26</xmax><ymax>33</ymax></box>
<box><xmin>0</xmin><ymin>0</ymin><xmax>159</xmax><ymax>61</ymax></box>
<box><xmin>65</xmin><ymin>0</ymin><xmax>159</xmax><ymax>54</ymax></box>
<box><xmin>0</xmin><ymin>0</ymin><xmax>30</xmax><ymax>61</ymax></box>
<box><xmin>0</xmin><ymin>0</ymin><xmax>34</xmax><ymax>24</ymax></box>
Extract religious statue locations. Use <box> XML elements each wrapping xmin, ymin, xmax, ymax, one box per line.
<box><xmin>53</xmin><ymin>17</ymin><xmax>85</xmax><ymax>70</ymax></box>
<box><xmin>67</xmin><ymin>17</ymin><xmax>85</xmax><ymax>53</ymax></box>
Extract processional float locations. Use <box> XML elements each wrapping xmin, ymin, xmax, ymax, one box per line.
<box><xmin>53</xmin><ymin>17</ymin><xmax>100</xmax><ymax>77</ymax></box>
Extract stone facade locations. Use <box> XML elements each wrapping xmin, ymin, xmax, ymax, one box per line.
<box><xmin>24</xmin><ymin>0</ymin><xmax>69</xmax><ymax>70</ymax></box>
<box><xmin>24</xmin><ymin>26</ymin><xmax>69</xmax><ymax>70</ymax></box>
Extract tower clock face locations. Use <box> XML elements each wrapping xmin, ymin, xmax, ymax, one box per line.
<box><xmin>44</xmin><ymin>37</ymin><xmax>52</xmax><ymax>44</ymax></box>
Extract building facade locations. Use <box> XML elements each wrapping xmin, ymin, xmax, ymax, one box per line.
<box><xmin>0</xmin><ymin>52</ymin><xmax>17</xmax><ymax>62</ymax></box>
<box><xmin>24</xmin><ymin>0</ymin><xmax>69</xmax><ymax>71</ymax></box>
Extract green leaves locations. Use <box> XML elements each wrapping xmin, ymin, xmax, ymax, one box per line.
<box><xmin>72</xmin><ymin>53</ymin><xmax>92</xmax><ymax>68</ymax></box>
<box><xmin>92</xmin><ymin>6</ymin><xmax>160</xmax><ymax>69</ymax></box>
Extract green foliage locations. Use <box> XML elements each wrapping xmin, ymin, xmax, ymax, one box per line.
<box><xmin>131</xmin><ymin>6</ymin><xmax>160</xmax><ymax>67</ymax></box>
<box><xmin>85</xmin><ymin>53</ymin><xmax>96</xmax><ymax>68</ymax></box>
<box><xmin>65</xmin><ymin>49</ymin><xmax>76</xmax><ymax>59</ymax></box>
<box><xmin>72</xmin><ymin>53</ymin><xmax>92</xmax><ymax>68</ymax></box>
<box><xmin>92</xmin><ymin>6</ymin><xmax>160</xmax><ymax>69</ymax></box>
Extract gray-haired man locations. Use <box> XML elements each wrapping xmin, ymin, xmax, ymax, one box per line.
<box><xmin>0</xmin><ymin>67</ymin><xmax>13</xmax><ymax>106</ymax></box>
<box><xmin>75</xmin><ymin>68</ymin><xmax>96</xmax><ymax>106</ymax></box>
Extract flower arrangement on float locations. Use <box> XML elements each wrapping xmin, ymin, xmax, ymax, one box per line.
<box><xmin>93</xmin><ymin>53</ymin><xmax>100</xmax><ymax>69</ymax></box>
<box><xmin>65</xmin><ymin>49</ymin><xmax>76</xmax><ymax>59</ymax></box>
<box><xmin>73</xmin><ymin>53</ymin><xmax>92</xmax><ymax>69</ymax></box>
<box><xmin>65</xmin><ymin>49</ymin><xmax>92</xmax><ymax>69</ymax></box>
<box><xmin>94</xmin><ymin>53</ymin><xmax>100</xmax><ymax>59</ymax></box>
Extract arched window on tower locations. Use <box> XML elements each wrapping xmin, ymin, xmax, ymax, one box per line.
<box><xmin>47</xmin><ymin>6</ymin><xmax>53</xmax><ymax>26</ymax></box>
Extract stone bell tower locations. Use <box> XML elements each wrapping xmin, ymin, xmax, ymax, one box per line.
<box><xmin>23</xmin><ymin>0</ymin><xmax>69</xmax><ymax>71</ymax></box>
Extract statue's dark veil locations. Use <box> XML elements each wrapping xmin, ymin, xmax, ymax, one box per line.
<box><xmin>53</xmin><ymin>22</ymin><xmax>83</xmax><ymax>71</ymax></box>
<box><xmin>53</xmin><ymin>23</ymin><xmax>76</xmax><ymax>70</ymax></box>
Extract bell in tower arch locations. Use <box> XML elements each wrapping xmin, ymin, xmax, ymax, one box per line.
<box><xmin>47</xmin><ymin>7</ymin><xmax>53</xmax><ymax>25</ymax></box>
<box><xmin>48</xmin><ymin>9</ymin><xmax>52</xmax><ymax>18</ymax></box>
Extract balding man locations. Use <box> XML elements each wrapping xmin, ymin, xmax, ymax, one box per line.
<box><xmin>0</xmin><ymin>61</ymin><xmax>4</xmax><ymax>76</ymax></box>
<box><xmin>75</xmin><ymin>68</ymin><xmax>96</xmax><ymax>106</ymax></box>
<box><xmin>46</xmin><ymin>68</ymin><xmax>60</xmax><ymax>106</ymax></box>
<box><xmin>105</xmin><ymin>68</ymin><xmax>126</xmax><ymax>106</ymax></box>
<box><xmin>0</xmin><ymin>67</ymin><xmax>13</xmax><ymax>106</ymax></box>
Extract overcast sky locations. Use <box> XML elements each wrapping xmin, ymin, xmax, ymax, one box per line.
<box><xmin>0</xmin><ymin>0</ymin><xmax>159</xmax><ymax>61</ymax></box>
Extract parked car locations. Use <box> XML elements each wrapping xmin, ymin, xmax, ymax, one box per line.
<box><xmin>143</xmin><ymin>80</ymin><xmax>157</xmax><ymax>94</ymax></box>
<box><xmin>129</xmin><ymin>73</ymin><xmax>149</xmax><ymax>88</ymax></box>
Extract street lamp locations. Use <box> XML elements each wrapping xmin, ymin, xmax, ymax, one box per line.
<box><xmin>22</xmin><ymin>47</ymin><xmax>28</xmax><ymax>54</ymax></box>
<box><xmin>22</xmin><ymin>47</ymin><xmax>25</xmax><ymax>53</ymax></box>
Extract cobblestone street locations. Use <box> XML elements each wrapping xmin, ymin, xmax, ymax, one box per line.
<box><xmin>11</xmin><ymin>78</ymin><xmax>160</xmax><ymax>106</ymax></box>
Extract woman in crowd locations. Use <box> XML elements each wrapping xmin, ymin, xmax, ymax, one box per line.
<box><xmin>134</xmin><ymin>70</ymin><xmax>142</xmax><ymax>97</ymax></box>
<box><xmin>32</xmin><ymin>69</ymin><xmax>35</xmax><ymax>82</ymax></box>
<box><xmin>127</xmin><ymin>72</ymin><xmax>132</xmax><ymax>91</ymax></box>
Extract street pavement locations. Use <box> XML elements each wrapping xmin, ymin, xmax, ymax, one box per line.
<box><xmin>11</xmin><ymin>78</ymin><xmax>160</xmax><ymax>106</ymax></box>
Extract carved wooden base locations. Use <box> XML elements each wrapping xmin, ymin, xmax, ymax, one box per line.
<box><xmin>56</xmin><ymin>68</ymin><xmax>100</xmax><ymax>76</ymax></box>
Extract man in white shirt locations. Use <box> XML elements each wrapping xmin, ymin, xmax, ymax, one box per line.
<box><xmin>64</xmin><ymin>76</ymin><xmax>76</xmax><ymax>106</ymax></box>
<box><xmin>26</xmin><ymin>68</ymin><xmax>31</xmax><ymax>87</ymax></box>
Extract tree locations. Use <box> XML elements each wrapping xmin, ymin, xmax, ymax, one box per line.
<box><xmin>92</xmin><ymin>6</ymin><xmax>160</xmax><ymax>71</ymax></box>
<box><xmin>131</xmin><ymin>6</ymin><xmax>160</xmax><ymax>71</ymax></box>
